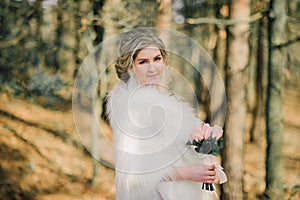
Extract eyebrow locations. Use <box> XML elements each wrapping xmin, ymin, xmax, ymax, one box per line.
<box><xmin>136</xmin><ymin>54</ymin><xmax>162</xmax><ymax>61</ymax></box>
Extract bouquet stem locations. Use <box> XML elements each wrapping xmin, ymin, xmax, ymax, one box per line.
<box><xmin>202</xmin><ymin>183</ymin><xmax>214</xmax><ymax>191</ymax></box>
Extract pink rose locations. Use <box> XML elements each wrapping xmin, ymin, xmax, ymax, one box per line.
<box><xmin>211</xmin><ymin>125</ymin><xmax>223</xmax><ymax>140</ymax></box>
<box><xmin>192</xmin><ymin>124</ymin><xmax>205</xmax><ymax>141</ymax></box>
<box><xmin>202</xmin><ymin>123</ymin><xmax>212</xmax><ymax>139</ymax></box>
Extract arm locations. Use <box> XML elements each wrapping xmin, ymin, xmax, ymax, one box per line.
<box><xmin>173</xmin><ymin>164</ymin><xmax>217</xmax><ymax>183</ymax></box>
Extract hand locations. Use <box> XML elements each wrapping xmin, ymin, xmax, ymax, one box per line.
<box><xmin>174</xmin><ymin>164</ymin><xmax>216</xmax><ymax>183</ymax></box>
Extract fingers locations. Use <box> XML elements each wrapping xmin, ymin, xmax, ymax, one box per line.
<box><xmin>203</xmin><ymin>165</ymin><xmax>216</xmax><ymax>176</ymax></box>
<box><xmin>189</xmin><ymin>164</ymin><xmax>217</xmax><ymax>183</ymax></box>
<box><xmin>204</xmin><ymin>164</ymin><xmax>215</xmax><ymax>171</ymax></box>
<box><xmin>207</xmin><ymin>170</ymin><xmax>216</xmax><ymax>176</ymax></box>
<box><xmin>204</xmin><ymin>164</ymin><xmax>216</xmax><ymax>183</ymax></box>
<box><xmin>204</xmin><ymin>175</ymin><xmax>216</xmax><ymax>183</ymax></box>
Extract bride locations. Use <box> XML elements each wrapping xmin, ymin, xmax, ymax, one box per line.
<box><xmin>107</xmin><ymin>28</ymin><xmax>226</xmax><ymax>200</ymax></box>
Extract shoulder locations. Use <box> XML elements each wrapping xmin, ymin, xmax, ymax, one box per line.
<box><xmin>108</xmin><ymin>83</ymin><xmax>169</xmax><ymax>108</ymax></box>
<box><xmin>107</xmin><ymin>82</ymin><xmax>197</xmax><ymax>123</ymax></box>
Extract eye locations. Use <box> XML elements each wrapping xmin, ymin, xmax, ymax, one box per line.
<box><xmin>154</xmin><ymin>56</ymin><xmax>162</xmax><ymax>61</ymax></box>
<box><xmin>139</xmin><ymin>60</ymin><xmax>147</xmax><ymax>65</ymax></box>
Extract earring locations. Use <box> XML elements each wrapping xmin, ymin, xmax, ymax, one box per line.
<box><xmin>162</xmin><ymin>66</ymin><xmax>174</xmax><ymax>90</ymax></box>
<box><xmin>128</xmin><ymin>70</ymin><xmax>134</xmax><ymax>78</ymax></box>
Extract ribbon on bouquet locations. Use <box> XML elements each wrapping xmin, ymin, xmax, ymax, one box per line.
<box><xmin>214</xmin><ymin>159</ymin><xmax>227</xmax><ymax>184</ymax></box>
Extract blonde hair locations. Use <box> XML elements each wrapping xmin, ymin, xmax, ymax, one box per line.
<box><xmin>115</xmin><ymin>28</ymin><xmax>169</xmax><ymax>82</ymax></box>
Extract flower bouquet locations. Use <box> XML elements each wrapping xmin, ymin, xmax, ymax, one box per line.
<box><xmin>188</xmin><ymin>122</ymin><xmax>226</xmax><ymax>191</ymax></box>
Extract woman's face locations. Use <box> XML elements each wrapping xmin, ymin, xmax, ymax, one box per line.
<box><xmin>131</xmin><ymin>45</ymin><xmax>165</xmax><ymax>85</ymax></box>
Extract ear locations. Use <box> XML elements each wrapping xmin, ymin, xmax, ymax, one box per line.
<box><xmin>127</xmin><ymin>65</ymin><xmax>135</xmax><ymax>77</ymax></box>
<box><xmin>128</xmin><ymin>64</ymin><xmax>135</xmax><ymax>72</ymax></box>
<box><xmin>128</xmin><ymin>66</ymin><xmax>133</xmax><ymax>74</ymax></box>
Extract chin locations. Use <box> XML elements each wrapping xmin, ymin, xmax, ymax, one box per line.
<box><xmin>146</xmin><ymin>79</ymin><xmax>160</xmax><ymax>85</ymax></box>
<box><xmin>149</xmin><ymin>76</ymin><xmax>162</xmax><ymax>83</ymax></box>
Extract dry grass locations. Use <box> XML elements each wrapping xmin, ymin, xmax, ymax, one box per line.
<box><xmin>0</xmin><ymin>82</ymin><xmax>299</xmax><ymax>199</ymax></box>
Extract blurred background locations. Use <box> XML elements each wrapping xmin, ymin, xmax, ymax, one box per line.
<box><xmin>0</xmin><ymin>0</ymin><xmax>299</xmax><ymax>199</ymax></box>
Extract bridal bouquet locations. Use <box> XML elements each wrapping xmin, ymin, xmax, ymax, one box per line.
<box><xmin>189</xmin><ymin>122</ymin><xmax>225</xmax><ymax>191</ymax></box>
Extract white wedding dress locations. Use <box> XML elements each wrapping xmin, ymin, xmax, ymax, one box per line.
<box><xmin>107</xmin><ymin>78</ymin><xmax>225</xmax><ymax>200</ymax></box>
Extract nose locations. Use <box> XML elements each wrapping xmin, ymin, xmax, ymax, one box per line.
<box><xmin>148</xmin><ymin>62</ymin><xmax>156</xmax><ymax>71</ymax></box>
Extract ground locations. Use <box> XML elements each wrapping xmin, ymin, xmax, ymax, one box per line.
<box><xmin>0</xmin><ymin>82</ymin><xmax>299</xmax><ymax>200</ymax></box>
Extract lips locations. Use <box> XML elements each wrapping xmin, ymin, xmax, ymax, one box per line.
<box><xmin>147</xmin><ymin>74</ymin><xmax>159</xmax><ymax>78</ymax></box>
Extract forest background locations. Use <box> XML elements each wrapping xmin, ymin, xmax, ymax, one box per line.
<box><xmin>0</xmin><ymin>0</ymin><xmax>299</xmax><ymax>200</ymax></box>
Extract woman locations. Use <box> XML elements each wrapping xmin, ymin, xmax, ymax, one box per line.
<box><xmin>107</xmin><ymin>28</ymin><xmax>225</xmax><ymax>200</ymax></box>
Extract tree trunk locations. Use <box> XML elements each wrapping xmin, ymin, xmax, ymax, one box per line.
<box><xmin>155</xmin><ymin>0</ymin><xmax>172</xmax><ymax>52</ymax></box>
<box><xmin>247</xmin><ymin>2</ymin><xmax>259</xmax><ymax>142</ymax></box>
<box><xmin>265</xmin><ymin>0</ymin><xmax>286</xmax><ymax>199</ymax></box>
<box><xmin>35</xmin><ymin>0</ymin><xmax>44</xmax><ymax>67</ymax></box>
<box><xmin>56</xmin><ymin>0</ymin><xmax>76</xmax><ymax>83</ymax></box>
<box><xmin>250</xmin><ymin>15</ymin><xmax>268</xmax><ymax>143</ymax></box>
<box><xmin>215</xmin><ymin>28</ymin><xmax>226</xmax><ymax>81</ymax></box>
<box><xmin>222</xmin><ymin>0</ymin><xmax>250</xmax><ymax>199</ymax></box>
<box><xmin>214</xmin><ymin>2</ymin><xmax>228</xmax><ymax>120</ymax></box>
<box><xmin>155</xmin><ymin>0</ymin><xmax>172</xmax><ymax>29</ymax></box>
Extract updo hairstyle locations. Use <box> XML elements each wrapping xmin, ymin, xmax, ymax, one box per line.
<box><xmin>115</xmin><ymin>28</ymin><xmax>169</xmax><ymax>82</ymax></box>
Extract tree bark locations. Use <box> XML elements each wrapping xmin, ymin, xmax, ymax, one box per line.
<box><xmin>265</xmin><ymin>0</ymin><xmax>286</xmax><ymax>199</ymax></box>
<box><xmin>250</xmin><ymin>15</ymin><xmax>268</xmax><ymax>143</ymax></box>
<box><xmin>155</xmin><ymin>0</ymin><xmax>172</xmax><ymax>29</ymax></box>
<box><xmin>56</xmin><ymin>0</ymin><xmax>76</xmax><ymax>83</ymax></box>
<box><xmin>222</xmin><ymin>0</ymin><xmax>250</xmax><ymax>199</ymax></box>
<box><xmin>246</xmin><ymin>1</ymin><xmax>259</xmax><ymax>142</ymax></box>
<box><xmin>35</xmin><ymin>0</ymin><xmax>44</xmax><ymax>67</ymax></box>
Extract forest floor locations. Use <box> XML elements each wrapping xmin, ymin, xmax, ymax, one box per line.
<box><xmin>0</xmin><ymin>81</ymin><xmax>299</xmax><ymax>200</ymax></box>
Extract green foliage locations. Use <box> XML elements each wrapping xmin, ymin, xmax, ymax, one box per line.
<box><xmin>28</xmin><ymin>71</ymin><xmax>62</xmax><ymax>100</ymax></box>
<box><xmin>192</xmin><ymin>137</ymin><xmax>224</xmax><ymax>156</ymax></box>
